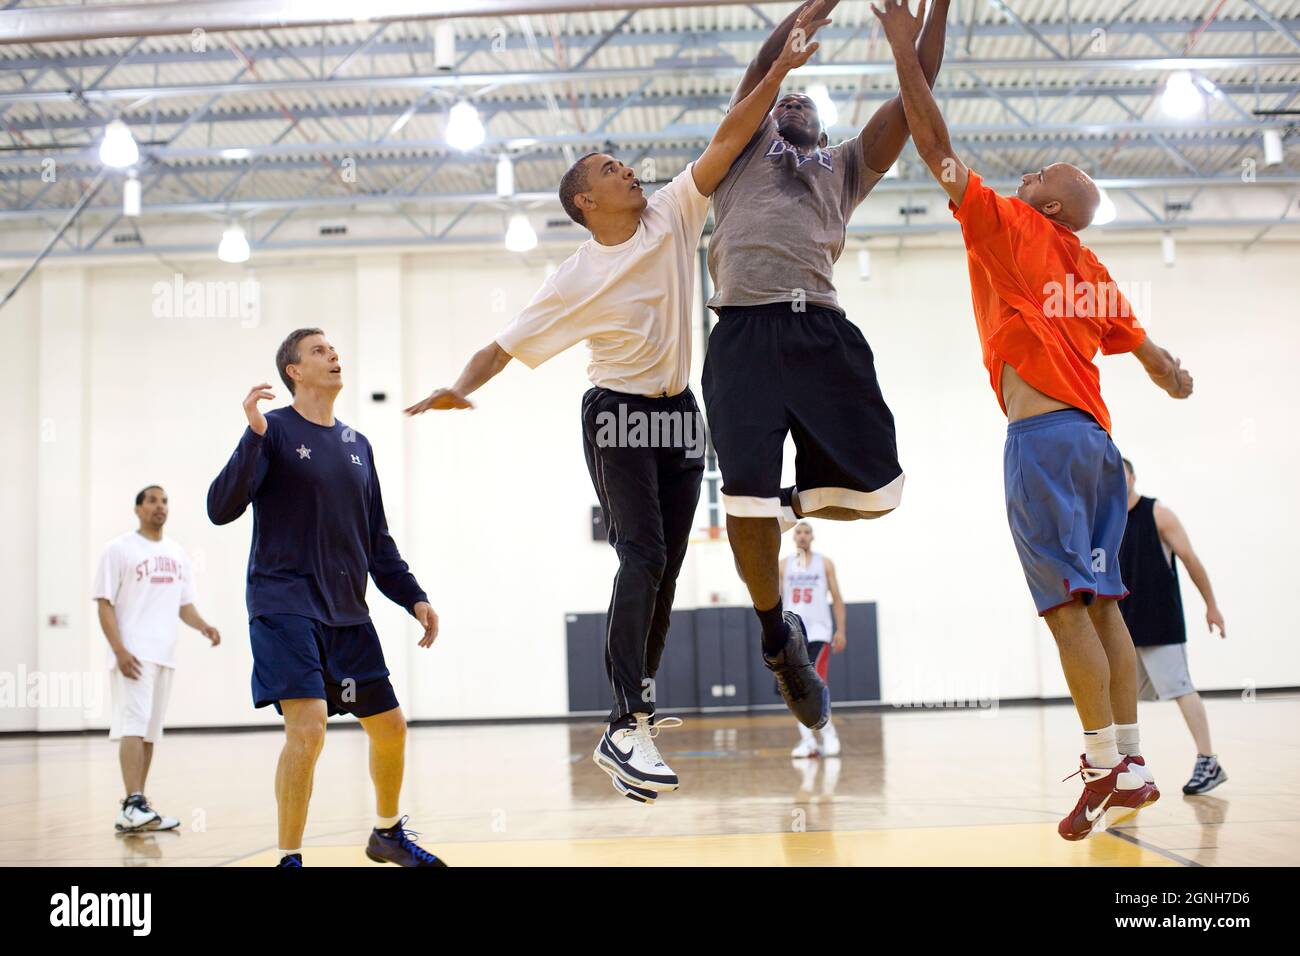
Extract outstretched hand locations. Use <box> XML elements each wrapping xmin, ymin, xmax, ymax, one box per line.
<box><xmin>1155</xmin><ymin>357</ymin><xmax>1194</xmax><ymax>399</ymax></box>
<box><xmin>871</xmin><ymin>0</ymin><xmax>927</xmax><ymax>45</ymax></box>
<box><xmin>774</xmin><ymin>1</ymin><xmax>832</xmax><ymax>75</ymax></box>
<box><xmin>404</xmin><ymin>388</ymin><xmax>474</xmax><ymax>415</ymax></box>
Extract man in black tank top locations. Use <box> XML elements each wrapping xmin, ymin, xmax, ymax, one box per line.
<box><xmin>1118</xmin><ymin>458</ymin><xmax>1228</xmax><ymax>795</ymax></box>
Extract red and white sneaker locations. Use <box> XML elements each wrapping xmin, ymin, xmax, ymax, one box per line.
<box><xmin>1058</xmin><ymin>756</ymin><xmax>1157</xmax><ymax>841</ymax></box>
<box><xmin>1121</xmin><ymin>755</ymin><xmax>1161</xmax><ymax>808</ymax></box>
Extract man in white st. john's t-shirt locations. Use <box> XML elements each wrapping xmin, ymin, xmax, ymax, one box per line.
<box><xmin>93</xmin><ymin>484</ymin><xmax>221</xmax><ymax>833</ymax></box>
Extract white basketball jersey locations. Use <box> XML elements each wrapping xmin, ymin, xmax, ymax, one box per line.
<box><xmin>783</xmin><ymin>551</ymin><xmax>832</xmax><ymax>640</ymax></box>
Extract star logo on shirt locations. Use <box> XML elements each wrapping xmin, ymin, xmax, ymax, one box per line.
<box><xmin>296</xmin><ymin>445</ymin><xmax>312</xmax><ymax>460</ymax></box>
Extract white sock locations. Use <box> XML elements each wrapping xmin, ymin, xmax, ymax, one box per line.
<box><xmin>1115</xmin><ymin>722</ymin><xmax>1140</xmax><ymax>757</ymax></box>
<box><xmin>821</xmin><ymin>717</ymin><xmax>835</xmax><ymax>734</ymax></box>
<box><xmin>798</xmin><ymin>724</ymin><xmax>816</xmax><ymax>743</ymax></box>
<box><xmin>376</xmin><ymin>814</ymin><xmax>400</xmax><ymax>830</ymax></box>
<box><xmin>278</xmin><ymin>847</ymin><xmax>301</xmax><ymax>859</ymax></box>
<box><xmin>1083</xmin><ymin>724</ymin><xmax>1121</xmax><ymax>769</ymax></box>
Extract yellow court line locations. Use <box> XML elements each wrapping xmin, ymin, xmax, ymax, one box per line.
<box><xmin>227</xmin><ymin>823</ymin><xmax>1178</xmax><ymax>867</ymax></box>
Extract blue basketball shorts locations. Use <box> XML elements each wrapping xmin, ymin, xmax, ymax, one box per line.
<box><xmin>249</xmin><ymin>613</ymin><xmax>398</xmax><ymax>717</ymax></box>
<box><xmin>1003</xmin><ymin>409</ymin><xmax>1129</xmax><ymax>615</ymax></box>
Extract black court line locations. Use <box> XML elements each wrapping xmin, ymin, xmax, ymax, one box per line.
<box><xmin>1105</xmin><ymin>828</ymin><xmax>1203</xmax><ymax>867</ymax></box>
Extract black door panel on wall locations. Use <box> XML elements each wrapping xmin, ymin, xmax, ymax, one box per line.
<box><xmin>566</xmin><ymin>603</ymin><xmax>880</xmax><ymax>714</ymax></box>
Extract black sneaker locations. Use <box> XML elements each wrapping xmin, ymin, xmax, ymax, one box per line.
<box><xmin>1182</xmin><ymin>754</ymin><xmax>1227</xmax><ymax>795</ymax></box>
<box><xmin>276</xmin><ymin>853</ymin><xmax>303</xmax><ymax>867</ymax></box>
<box><xmin>764</xmin><ymin>611</ymin><xmax>830</xmax><ymax>730</ymax></box>
<box><xmin>365</xmin><ymin>816</ymin><xmax>448</xmax><ymax>867</ymax></box>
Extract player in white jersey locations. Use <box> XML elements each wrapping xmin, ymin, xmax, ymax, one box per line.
<box><xmin>780</xmin><ymin>522</ymin><xmax>846</xmax><ymax>757</ymax></box>
<box><xmin>94</xmin><ymin>485</ymin><xmax>221</xmax><ymax>833</ymax></box>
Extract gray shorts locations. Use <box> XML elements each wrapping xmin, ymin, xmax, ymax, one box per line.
<box><xmin>1135</xmin><ymin>643</ymin><xmax>1196</xmax><ymax>701</ymax></box>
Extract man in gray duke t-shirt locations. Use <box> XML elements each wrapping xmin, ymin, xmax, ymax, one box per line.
<box><xmin>699</xmin><ymin>0</ymin><xmax>951</xmax><ymax>730</ymax></box>
<box><xmin>707</xmin><ymin>115</ymin><xmax>873</xmax><ymax>314</ymax></box>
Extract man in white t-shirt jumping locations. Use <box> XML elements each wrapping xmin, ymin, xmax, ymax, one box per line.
<box><xmin>406</xmin><ymin>6</ymin><xmax>832</xmax><ymax>803</ymax></box>
<box><xmin>94</xmin><ymin>485</ymin><xmax>220</xmax><ymax>833</ymax></box>
<box><xmin>780</xmin><ymin>522</ymin><xmax>846</xmax><ymax>758</ymax></box>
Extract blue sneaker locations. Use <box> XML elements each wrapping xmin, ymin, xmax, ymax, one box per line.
<box><xmin>365</xmin><ymin>816</ymin><xmax>447</xmax><ymax>867</ymax></box>
<box><xmin>276</xmin><ymin>853</ymin><xmax>303</xmax><ymax>867</ymax></box>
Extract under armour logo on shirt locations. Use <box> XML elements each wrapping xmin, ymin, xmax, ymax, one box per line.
<box><xmin>350</xmin><ymin>454</ymin><xmax>363</xmax><ymax>466</ymax></box>
<box><xmin>296</xmin><ymin>445</ymin><xmax>312</xmax><ymax>460</ymax></box>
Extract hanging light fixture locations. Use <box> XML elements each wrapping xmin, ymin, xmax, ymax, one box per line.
<box><xmin>218</xmin><ymin>223</ymin><xmax>251</xmax><ymax>264</ymax></box>
<box><xmin>99</xmin><ymin>119</ymin><xmax>139</xmax><ymax>168</ymax></box>
<box><xmin>496</xmin><ymin>155</ymin><xmax>515</xmax><ymax>198</ymax></box>
<box><xmin>434</xmin><ymin>22</ymin><xmax>456</xmax><ymax>72</ymax></box>
<box><xmin>1092</xmin><ymin>188</ymin><xmax>1117</xmax><ymax>226</ymax></box>
<box><xmin>1161</xmin><ymin>233</ymin><xmax>1176</xmax><ymax>268</ymax></box>
<box><xmin>1160</xmin><ymin>71</ymin><xmax>1203</xmax><ymax>119</ymax></box>
<box><xmin>445</xmin><ymin>99</ymin><xmax>485</xmax><ymax>151</ymax></box>
<box><xmin>806</xmin><ymin>83</ymin><xmax>838</xmax><ymax>129</ymax></box>
<box><xmin>123</xmin><ymin>172</ymin><xmax>142</xmax><ymax>217</ymax></box>
<box><xmin>1263</xmin><ymin>129</ymin><xmax>1284</xmax><ymax>167</ymax></box>
<box><xmin>857</xmin><ymin>248</ymin><xmax>872</xmax><ymax>281</ymax></box>
<box><xmin>504</xmin><ymin>213</ymin><xmax>537</xmax><ymax>253</ymax></box>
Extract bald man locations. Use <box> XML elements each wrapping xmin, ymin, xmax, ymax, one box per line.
<box><xmin>876</xmin><ymin>0</ymin><xmax>1195</xmax><ymax>841</ymax></box>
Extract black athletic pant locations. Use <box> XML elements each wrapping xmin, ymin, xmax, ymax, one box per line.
<box><xmin>581</xmin><ymin>386</ymin><xmax>704</xmax><ymax>724</ymax></box>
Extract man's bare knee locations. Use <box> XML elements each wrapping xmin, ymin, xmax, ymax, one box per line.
<box><xmin>282</xmin><ymin>701</ymin><xmax>327</xmax><ymax>755</ymax></box>
<box><xmin>1043</xmin><ymin>599</ymin><xmax>1094</xmax><ymax>641</ymax></box>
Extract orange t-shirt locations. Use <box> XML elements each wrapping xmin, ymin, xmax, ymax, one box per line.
<box><xmin>949</xmin><ymin>171</ymin><xmax>1146</xmax><ymax>434</ymax></box>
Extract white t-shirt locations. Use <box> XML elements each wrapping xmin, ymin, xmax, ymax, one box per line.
<box><xmin>93</xmin><ymin>531</ymin><xmax>197</xmax><ymax>669</ymax></box>
<box><xmin>495</xmin><ymin>163</ymin><xmax>711</xmax><ymax>397</ymax></box>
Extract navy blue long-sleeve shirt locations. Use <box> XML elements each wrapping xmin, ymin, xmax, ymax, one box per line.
<box><xmin>207</xmin><ymin>406</ymin><xmax>428</xmax><ymax>626</ymax></box>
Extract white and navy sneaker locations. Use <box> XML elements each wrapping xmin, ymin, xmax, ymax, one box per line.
<box><xmin>1183</xmin><ymin>754</ymin><xmax>1227</xmax><ymax>795</ymax></box>
<box><xmin>611</xmin><ymin>775</ymin><xmax>658</xmax><ymax>804</ymax></box>
<box><xmin>593</xmin><ymin>713</ymin><xmax>681</xmax><ymax>793</ymax></box>
<box><xmin>115</xmin><ymin>793</ymin><xmax>180</xmax><ymax>833</ymax></box>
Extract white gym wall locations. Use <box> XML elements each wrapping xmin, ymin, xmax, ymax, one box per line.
<box><xmin>1</xmin><ymin>234</ymin><xmax>1296</xmax><ymax>730</ymax></box>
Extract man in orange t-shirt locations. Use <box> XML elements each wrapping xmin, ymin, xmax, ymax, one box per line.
<box><xmin>875</xmin><ymin>0</ymin><xmax>1194</xmax><ymax>842</ymax></box>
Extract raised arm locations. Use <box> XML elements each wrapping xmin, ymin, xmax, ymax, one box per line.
<box><xmin>207</xmin><ymin>384</ymin><xmax>274</xmax><ymax>525</ymax></box>
<box><xmin>1153</xmin><ymin>503</ymin><xmax>1224</xmax><ymax>637</ymax></box>
<box><xmin>1133</xmin><ymin>336</ymin><xmax>1194</xmax><ymax>399</ymax></box>
<box><xmin>731</xmin><ymin>0</ymin><xmax>842</xmax><ymax>109</ymax></box>
<box><xmin>874</xmin><ymin>0</ymin><xmax>968</xmax><ymax>205</ymax></box>
<box><xmin>694</xmin><ymin>2</ymin><xmax>831</xmax><ymax>196</ymax></box>
<box><xmin>857</xmin><ymin>0</ymin><xmax>950</xmax><ymax>174</ymax></box>
<box><xmin>404</xmin><ymin>341</ymin><xmax>512</xmax><ymax>415</ymax></box>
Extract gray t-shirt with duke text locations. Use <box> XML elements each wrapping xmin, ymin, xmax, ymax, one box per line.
<box><xmin>707</xmin><ymin>115</ymin><xmax>881</xmax><ymax>315</ymax></box>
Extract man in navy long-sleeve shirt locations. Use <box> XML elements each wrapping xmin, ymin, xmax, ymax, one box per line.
<box><xmin>208</xmin><ymin>327</ymin><xmax>444</xmax><ymax>867</ymax></box>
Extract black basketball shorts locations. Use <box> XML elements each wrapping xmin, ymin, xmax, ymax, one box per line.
<box><xmin>702</xmin><ymin>302</ymin><xmax>904</xmax><ymax>526</ymax></box>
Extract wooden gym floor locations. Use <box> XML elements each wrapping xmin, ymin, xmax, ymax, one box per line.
<box><xmin>1</xmin><ymin>693</ymin><xmax>1295</xmax><ymax>867</ymax></box>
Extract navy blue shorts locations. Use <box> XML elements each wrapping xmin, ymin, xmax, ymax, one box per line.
<box><xmin>249</xmin><ymin>614</ymin><xmax>398</xmax><ymax>718</ymax></box>
<box><xmin>1004</xmin><ymin>409</ymin><xmax>1129</xmax><ymax>615</ymax></box>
